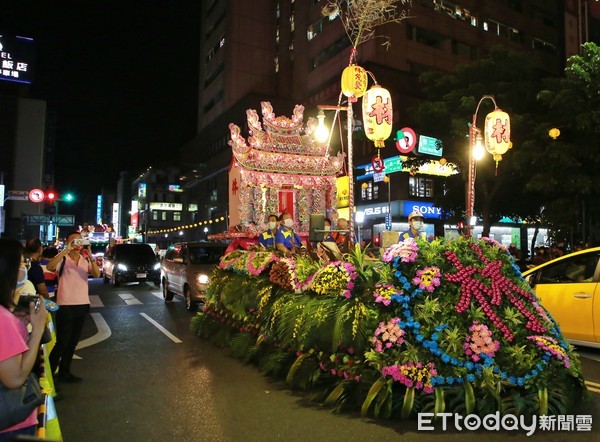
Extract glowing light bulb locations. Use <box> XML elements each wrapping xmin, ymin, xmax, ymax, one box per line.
<box><xmin>474</xmin><ymin>138</ymin><xmax>485</xmax><ymax>161</ymax></box>
<box><xmin>314</xmin><ymin>110</ymin><xmax>329</xmax><ymax>143</ymax></box>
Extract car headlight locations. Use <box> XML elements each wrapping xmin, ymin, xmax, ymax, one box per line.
<box><xmin>117</xmin><ymin>263</ymin><xmax>128</xmax><ymax>271</ymax></box>
<box><xmin>196</xmin><ymin>274</ymin><xmax>210</xmax><ymax>284</ymax></box>
<box><xmin>153</xmin><ymin>263</ymin><xmax>161</xmax><ymax>270</ymax></box>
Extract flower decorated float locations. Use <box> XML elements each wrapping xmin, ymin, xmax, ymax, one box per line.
<box><xmin>210</xmin><ymin>101</ymin><xmax>343</xmax><ymax>244</ymax></box>
<box><xmin>192</xmin><ymin>237</ymin><xmax>588</xmax><ymax>419</ymax></box>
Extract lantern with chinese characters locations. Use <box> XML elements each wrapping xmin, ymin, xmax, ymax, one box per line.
<box><xmin>362</xmin><ymin>85</ymin><xmax>393</xmax><ymax>152</ymax></box>
<box><xmin>341</xmin><ymin>65</ymin><xmax>368</xmax><ymax>102</ymax></box>
<box><xmin>484</xmin><ymin>109</ymin><xmax>511</xmax><ymax>172</ymax></box>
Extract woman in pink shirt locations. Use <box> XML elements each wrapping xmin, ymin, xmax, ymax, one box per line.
<box><xmin>0</xmin><ymin>239</ymin><xmax>47</xmax><ymax>439</ymax></box>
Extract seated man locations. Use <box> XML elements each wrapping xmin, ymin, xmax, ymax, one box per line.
<box><xmin>330</xmin><ymin>218</ymin><xmax>351</xmax><ymax>245</ymax></box>
<box><xmin>258</xmin><ymin>214</ymin><xmax>279</xmax><ymax>249</ymax></box>
<box><xmin>275</xmin><ymin>212</ymin><xmax>303</xmax><ymax>256</ymax></box>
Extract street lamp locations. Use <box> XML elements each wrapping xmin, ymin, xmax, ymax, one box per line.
<box><xmin>465</xmin><ymin>95</ymin><xmax>510</xmax><ymax>237</ymax></box>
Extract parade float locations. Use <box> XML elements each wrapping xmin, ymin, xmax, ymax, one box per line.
<box><xmin>192</xmin><ymin>0</ymin><xmax>588</xmax><ymax>423</ymax></box>
<box><xmin>191</xmin><ymin>102</ymin><xmax>588</xmax><ymax>420</ymax></box>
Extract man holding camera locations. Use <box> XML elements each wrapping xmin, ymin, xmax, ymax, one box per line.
<box><xmin>46</xmin><ymin>231</ymin><xmax>100</xmax><ymax>383</ymax></box>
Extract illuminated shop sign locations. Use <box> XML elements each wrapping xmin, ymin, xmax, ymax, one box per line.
<box><xmin>168</xmin><ymin>184</ymin><xmax>183</xmax><ymax>192</ymax></box>
<box><xmin>149</xmin><ymin>202</ymin><xmax>183</xmax><ymax>211</ymax></box>
<box><xmin>357</xmin><ymin>155</ymin><xmax>455</xmax><ymax>180</ymax></box>
<box><xmin>0</xmin><ymin>35</ymin><xmax>35</xmax><ymax>84</ymax></box>
<box><xmin>403</xmin><ymin>201</ymin><xmax>443</xmax><ymax>219</ymax></box>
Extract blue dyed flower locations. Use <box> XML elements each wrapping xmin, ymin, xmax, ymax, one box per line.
<box><xmin>450</xmin><ymin>358</ymin><xmax>458</xmax><ymax>365</ymax></box>
<box><xmin>508</xmin><ymin>376</ymin><xmax>516</xmax><ymax>384</ymax></box>
<box><xmin>431</xmin><ymin>333</ymin><xmax>439</xmax><ymax>341</ymax></box>
<box><xmin>517</xmin><ymin>378</ymin><xmax>525</xmax><ymax>386</ymax></box>
<box><xmin>531</xmin><ymin>370</ymin><xmax>538</xmax><ymax>376</ymax></box>
<box><xmin>446</xmin><ymin>376</ymin><xmax>455</xmax><ymax>384</ymax></box>
<box><xmin>465</xmin><ymin>361</ymin><xmax>474</xmax><ymax>370</ymax></box>
<box><xmin>466</xmin><ymin>374</ymin><xmax>476</xmax><ymax>383</ymax></box>
<box><xmin>416</xmin><ymin>334</ymin><xmax>424</xmax><ymax>342</ymax></box>
<box><xmin>441</xmin><ymin>354</ymin><xmax>451</xmax><ymax>363</ymax></box>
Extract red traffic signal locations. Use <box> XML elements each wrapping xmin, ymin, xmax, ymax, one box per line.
<box><xmin>46</xmin><ymin>191</ymin><xmax>57</xmax><ymax>201</ymax></box>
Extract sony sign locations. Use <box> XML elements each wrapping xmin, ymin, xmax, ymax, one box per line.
<box><xmin>407</xmin><ymin>202</ymin><xmax>442</xmax><ymax>219</ymax></box>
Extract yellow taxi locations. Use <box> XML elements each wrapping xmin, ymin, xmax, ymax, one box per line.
<box><xmin>522</xmin><ymin>247</ymin><xmax>600</xmax><ymax>348</ymax></box>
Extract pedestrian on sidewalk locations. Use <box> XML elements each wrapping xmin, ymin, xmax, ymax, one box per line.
<box><xmin>46</xmin><ymin>231</ymin><xmax>100</xmax><ymax>383</ymax></box>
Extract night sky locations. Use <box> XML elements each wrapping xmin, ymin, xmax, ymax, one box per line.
<box><xmin>2</xmin><ymin>1</ymin><xmax>201</xmax><ymax>200</ymax></box>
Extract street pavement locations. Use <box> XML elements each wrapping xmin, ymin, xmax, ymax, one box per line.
<box><xmin>53</xmin><ymin>279</ymin><xmax>600</xmax><ymax>442</ymax></box>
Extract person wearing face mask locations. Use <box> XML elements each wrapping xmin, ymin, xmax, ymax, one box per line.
<box><xmin>322</xmin><ymin>218</ymin><xmax>335</xmax><ymax>242</ymax></box>
<box><xmin>275</xmin><ymin>212</ymin><xmax>303</xmax><ymax>256</ymax></box>
<box><xmin>399</xmin><ymin>210</ymin><xmax>427</xmax><ymax>242</ymax></box>
<box><xmin>45</xmin><ymin>231</ymin><xmax>100</xmax><ymax>383</ymax></box>
<box><xmin>258</xmin><ymin>214</ymin><xmax>279</xmax><ymax>249</ymax></box>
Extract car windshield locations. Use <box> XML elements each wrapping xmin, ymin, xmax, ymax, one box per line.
<box><xmin>117</xmin><ymin>246</ymin><xmax>156</xmax><ymax>260</ymax></box>
<box><xmin>188</xmin><ymin>246</ymin><xmax>225</xmax><ymax>265</ymax></box>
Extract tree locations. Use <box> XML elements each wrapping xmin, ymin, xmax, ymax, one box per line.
<box><xmin>411</xmin><ymin>47</ymin><xmax>546</xmax><ymax>236</ymax></box>
<box><xmin>519</xmin><ymin>43</ymin><xmax>600</xmax><ymax>245</ymax></box>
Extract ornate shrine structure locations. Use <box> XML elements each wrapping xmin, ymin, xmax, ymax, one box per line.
<box><xmin>224</xmin><ymin>102</ymin><xmax>344</xmax><ymax>237</ymax></box>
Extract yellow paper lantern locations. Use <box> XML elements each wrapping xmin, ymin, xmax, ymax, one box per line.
<box><xmin>484</xmin><ymin>109</ymin><xmax>511</xmax><ymax>159</ymax></box>
<box><xmin>549</xmin><ymin>128</ymin><xmax>560</xmax><ymax>139</ymax></box>
<box><xmin>341</xmin><ymin>65</ymin><xmax>368</xmax><ymax>100</ymax></box>
<box><xmin>362</xmin><ymin>85</ymin><xmax>393</xmax><ymax>149</ymax></box>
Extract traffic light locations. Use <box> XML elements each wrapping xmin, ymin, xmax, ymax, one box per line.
<box><xmin>64</xmin><ymin>193</ymin><xmax>74</xmax><ymax>202</ymax></box>
<box><xmin>45</xmin><ymin>191</ymin><xmax>57</xmax><ymax>214</ymax></box>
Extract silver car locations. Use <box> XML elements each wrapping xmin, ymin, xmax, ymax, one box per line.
<box><xmin>160</xmin><ymin>242</ymin><xmax>227</xmax><ymax>310</ymax></box>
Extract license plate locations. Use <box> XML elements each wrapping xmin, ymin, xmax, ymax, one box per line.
<box><xmin>136</xmin><ymin>273</ymin><xmax>147</xmax><ymax>278</ymax></box>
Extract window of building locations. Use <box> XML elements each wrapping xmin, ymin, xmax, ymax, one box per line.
<box><xmin>311</xmin><ymin>36</ymin><xmax>351</xmax><ymax>69</ymax></box>
<box><xmin>203</xmin><ymin>89</ymin><xmax>224</xmax><ymax>113</ymax></box>
<box><xmin>173</xmin><ymin>212</ymin><xmax>182</xmax><ymax>222</ymax></box>
<box><xmin>361</xmin><ymin>181</ymin><xmax>379</xmax><ymax>201</ymax></box>
<box><xmin>532</xmin><ymin>37</ymin><xmax>557</xmax><ymax>55</ymax></box>
<box><xmin>409</xmin><ymin>176</ymin><xmax>434</xmax><ymax>198</ymax></box>
<box><xmin>161</xmin><ymin>211</ymin><xmax>167</xmax><ymax>221</ymax></box>
<box><xmin>274</xmin><ymin>55</ymin><xmax>279</xmax><ymax>73</ymax></box>
<box><xmin>204</xmin><ymin>62</ymin><xmax>224</xmax><ymax>87</ymax></box>
<box><xmin>152</xmin><ymin>211</ymin><xmax>158</xmax><ymax>221</ymax></box>
<box><xmin>452</xmin><ymin>40</ymin><xmax>476</xmax><ymax>59</ymax></box>
<box><xmin>406</xmin><ymin>25</ymin><xmax>448</xmax><ymax>49</ymax></box>
<box><xmin>206</xmin><ymin>35</ymin><xmax>225</xmax><ymax>63</ymax></box>
<box><xmin>205</xmin><ymin>9</ymin><xmax>226</xmax><ymax>40</ymax></box>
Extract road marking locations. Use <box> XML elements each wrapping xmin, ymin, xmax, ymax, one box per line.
<box><xmin>73</xmin><ymin>313</ymin><xmax>112</xmax><ymax>359</ymax></box>
<box><xmin>150</xmin><ymin>291</ymin><xmax>163</xmax><ymax>300</ymax></box>
<box><xmin>577</xmin><ymin>351</ymin><xmax>600</xmax><ymax>363</ymax></box>
<box><xmin>150</xmin><ymin>290</ymin><xmax>180</xmax><ymax>302</ymax></box>
<box><xmin>140</xmin><ymin>313</ymin><xmax>182</xmax><ymax>343</ymax></box>
<box><xmin>119</xmin><ymin>293</ymin><xmax>142</xmax><ymax>305</ymax></box>
<box><xmin>89</xmin><ymin>295</ymin><xmax>104</xmax><ymax>308</ymax></box>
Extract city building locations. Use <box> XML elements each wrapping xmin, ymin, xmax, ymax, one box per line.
<box><xmin>181</xmin><ymin>1</ymin><xmax>585</xmax><ymax>248</ymax></box>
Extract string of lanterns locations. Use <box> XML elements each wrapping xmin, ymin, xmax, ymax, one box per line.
<box><xmin>146</xmin><ymin>216</ymin><xmax>227</xmax><ymax>235</ymax></box>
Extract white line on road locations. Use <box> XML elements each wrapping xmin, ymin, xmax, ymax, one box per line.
<box><xmin>89</xmin><ymin>295</ymin><xmax>104</xmax><ymax>308</ymax></box>
<box><xmin>150</xmin><ymin>290</ymin><xmax>180</xmax><ymax>302</ymax></box>
<box><xmin>119</xmin><ymin>293</ymin><xmax>143</xmax><ymax>305</ymax></box>
<box><xmin>140</xmin><ymin>313</ymin><xmax>182</xmax><ymax>343</ymax></box>
<box><xmin>578</xmin><ymin>351</ymin><xmax>600</xmax><ymax>363</ymax></box>
<box><xmin>73</xmin><ymin>313</ymin><xmax>112</xmax><ymax>359</ymax></box>
<box><xmin>150</xmin><ymin>291</ymin><xmax>163</xmax><ymax>300</ymax></box>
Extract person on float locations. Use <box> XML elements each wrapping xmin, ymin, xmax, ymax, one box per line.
<box><xmin>46</xmin><ymin>231</ymin><xmax>101</xmax><ymax>383</ymax></box>
<box><xmin>322</xmin><ymin>218</ymin><xmax>335</xmax><ymax>242</ymax></box>
<box><xmin>0</xmin><ymin>239</ymin><xmax>47</xmax><ymax>438</ymax></box>
<box><xmin>399</xmin><ymin>210</ymin><xmax>427</xmax><ymax>242</ymax></box>
<box><xmin>275</xmin><ymin>212</ymin><xmax>303</xmax><ymax>256</ymax></box>
<box><xmin>258</xmin><ymin>214</ymin><xmax>279</xmax><ymax>249</ymax></box>
<box><xmin>330</xmin><ymin>217</ymin><xmax>351</xmax><ymax>246</ymax></box>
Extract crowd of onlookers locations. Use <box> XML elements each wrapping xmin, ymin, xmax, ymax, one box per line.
<box><xmin>507</xmin><ymin>241</ymin><xmax>595</xmax><ymax>270</ymax></box>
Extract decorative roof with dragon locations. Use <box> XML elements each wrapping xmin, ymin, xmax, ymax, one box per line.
<box><xmin>228</xmin><ymin>102</ymin><xmax>344</xmax><ymax>176</ymax></box>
